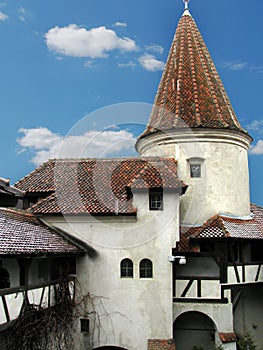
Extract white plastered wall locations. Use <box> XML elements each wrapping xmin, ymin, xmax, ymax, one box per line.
<box><xmin>137</xmin><ymin>129</ymin><xmax>251</xmax><ymax>225</ymax></box>
<box><xmin>43</xmin><ymin>190</ymin><xmax>180</xmax><ymax>350</ymax></box>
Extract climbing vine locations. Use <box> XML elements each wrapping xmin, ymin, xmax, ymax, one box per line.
<box><xmin>0</xmin><ymin>277</ymin><xmax>107</xmax><ymax>350</ymax></box>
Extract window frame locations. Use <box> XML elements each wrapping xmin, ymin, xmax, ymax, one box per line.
<box><xmin>187</xmin><ymin>157</ymin><xmax>205</xmax><ymax>179</ymax></box>
<box><xmin>139</xmin><ymin>258</ymin><xmax>153</xmax><ymax>279</ymax></box>
<box><xmin>149</xmin><ymin>188</ymin><xmax>163</xmax><ymax>211</ymax></box>
<box><xmin>120</xmin><ymin>258</ymin><xmax>133</xmax><ymax>278</ymax></box>
<box><xmin>190</xmin><ymin>163</ymin><xmax>201</xmax><ymax>178</ymax></box>
<box><xmin>80</xmin><ymin>318</ymin><xmax>90</xmax><ymax>333</ymax></box>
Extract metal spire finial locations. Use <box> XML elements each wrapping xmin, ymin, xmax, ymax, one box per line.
<box><xmin>183</xmin><ymin>0</ymin><xmax>190</xmax><ymax>10</ymax></box>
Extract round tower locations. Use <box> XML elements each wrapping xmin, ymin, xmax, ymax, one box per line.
<box><xmin>136</xmin><ymin>4</ymin><xmax>252</xmax><ymax>226</ymax></box>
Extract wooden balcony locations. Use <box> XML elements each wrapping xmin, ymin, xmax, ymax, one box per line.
<box><xmin>0</xmin><ymin>277</ymin><xmax>75</xmax><ymax>330</ymax></box>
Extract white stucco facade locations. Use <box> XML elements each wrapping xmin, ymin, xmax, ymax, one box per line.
<box><xmin>137</xmin><ymin>129</ymin><xmax>252</xmax><ymax>225</ymax></box>
<box><xmin>43</xmin><ymin>190</ymin><xmax>180</xmax><ymax>350</ymax></box>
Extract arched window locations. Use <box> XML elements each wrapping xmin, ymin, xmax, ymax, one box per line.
<box><xmin>139</xmin><ymin>259</ymin><xmax>153</xmax><ymax>278</ymax></box>
<box><xmin>0</xmin><ymin>267</ymin><xmax>10</xmax><ymax>289</ymax></box>
<box><xmin>120</xmin><ymin>259</ymin><xmax>133</xmax><ymax>278</ymax></box>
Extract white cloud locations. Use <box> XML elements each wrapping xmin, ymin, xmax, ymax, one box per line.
<box><xmin>221</xmin><ymin>61</ymin><xmax>247</xmax><ymax>71</ymax></box>
<box><xmin>221</xmin><ymin>61</ymin><xmax>263</xmax><ymax>74</ymax></box>
<box><xmin>118</xmin><ymin>61</ymin><xmax>136</xmax><ymax>68</ymax></box>
<box><xmin>114</xmin><ymin>22</ymin><xmax>127</xmax><ymax>27</ymax></box>
<box><xmin>84</xmin><ymin>60</ymin><xmax>94</xmax><ymax>68</ymax></box>
<box><xmin>139</xmin><ymin>53</ymin><xmax>165</xmax><ymax>71</ymax></box>
<box><xmin>45</xmin><ymin>24</ymin><xmax>138</xmax><ymax>59</ymax></box>
<box><xmin>18</xmin><ymin>7</ymin><xmax>26</xmax><ymax>22</ymax></box>
<box><xmin>145</xmin><ymin>44</ymin><xmax>164</xmax><ymax>55</ymax></box>
<box><xmin>249</xmin><ymin>65</ymin><xmax>263</xmax><ymax>74</ymax></box>
<box><xmin>18</xmin><ymin>127</ymin><xmax>61</xmax><ymax>150</ymax></box>
<box><xmin>246</xmin><ymin>120</ymin><xmax>263</xmax><ymax>133</ymax></box>
<box><xmin>249</xmin><ymin>140</ymin><xmax>263</xmax><ymax>155</ymax></box>
<box><xmin>0</xmin><ymin>11</ymin><xmax>8</xmax><ymax>20</ymax></box>
<box><xmin>17</xmin><ymin>127</ymin><xmax>136</xmax><ymax>165</ymax></box>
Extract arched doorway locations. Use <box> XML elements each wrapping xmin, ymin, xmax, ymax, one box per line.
<box><xmin>173</xmin><ymin>311</ymin><xmax>216</xmax><ymax>350</ymax></box>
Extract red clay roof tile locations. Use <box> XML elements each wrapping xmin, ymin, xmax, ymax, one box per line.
<box><xmin>176</xmin><ymin>204</ymin><xmax>263</xmax><ymax>252</ymax></box>
<box><xmin>16</xmin><ymin>157</ymin><xmax>185</xmax><ymax>215</ymax></box>
<box><xmin>139</xmin><ymin>12</ymin><xmax>249</xmax><ymax>139</ymax></box>
<box><xmin>219</xmin><ymin>333</ymin><xmax>237</xmax><ymax>343</ymax></box>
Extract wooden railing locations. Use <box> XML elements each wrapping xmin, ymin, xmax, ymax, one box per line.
<box><xmin>0</xmin><ymin>277</ymin><xmax>75</xmax><ymax>329</ymax></box>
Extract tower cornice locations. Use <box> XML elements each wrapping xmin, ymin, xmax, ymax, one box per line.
<box><xmin>136</xmin><ymin>128</ymin><xmax>252</xmax><ymax>155</ymax></box>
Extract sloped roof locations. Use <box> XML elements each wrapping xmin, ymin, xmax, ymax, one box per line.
<box><xmin>176</xmin><ymin>204</ymin><xmax>263</xmax><ymax>252</ymax></box>
<box><xmin>193</xmin><ymin>204</ymin><xmax>263</xmax><ymax>240</ymax></box>
<box><xmin>139</xmin><ymin>9</ymin><xmax>249</xmax><ymax>139</ymax></box>
<box><xmin>175</xmin><ymin>226</ymin><xmax>201</xmax><ymax>252</ymax></box>
<box><xmin>0</xmin><ymin>208</ymin><xmax>84</xmax><ymax>255</ymax></box>
<box><xmin>0</xmin><ymin>178</ymin><xmax>24</xmax><ymax>197</ymax></box>
<box><xmin>16</xmin><ymin>157</ymin><xmax>186</xmax><ymax>215</ymax></box>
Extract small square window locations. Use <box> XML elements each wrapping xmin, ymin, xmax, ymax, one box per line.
<box><xmin>190</xmin><ymin>164</ymin><xmax>201</xmax><ymax>178</ymax></box>
<box><xmin>80</xmin><ymin>318</ymin><xmax>90</xmax><ymax>332</ymax></box>
<box><xmin>149</xmin><ymin>189</ymin><xmax>163</xmax><ymax>210</ymax></box>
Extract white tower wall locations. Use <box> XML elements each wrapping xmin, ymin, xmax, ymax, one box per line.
<box><xmin>137</xmin><ymin>129</ymin><xmax>251</xmax><ymax>225</ymax></box>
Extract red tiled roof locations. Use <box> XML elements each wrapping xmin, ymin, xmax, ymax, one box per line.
<box><xmin>0</xmin><ymin>208</ymin><xmax>83</xmax><ymax>255</ymax></box>
<box><xmin>15</xmin><ymin>161</ymin><xmax>56</xmax><ymax>193</ymax></box>
<box><xmin>176</xmin><ymin>204</ymin><xmax>263</xmax><ymax>252</ymax></box>
<box><xmin>139</xmin><ymin>11</ymin><xmax>249</xmax><ymax>139</ymax></box>
<box><xmin>194</xmin><ymin>204</ymin><xmax>263</xmax><ymax>240</ymax></box>
<box><xmin>175</xmin><ymin>226</ymin><xmax>201</xmax><ymax>252</ymax></box>
<box><xmin>16</xmin><ymin>158</ymin><xmax>185</xmax><ymax>215</ymax></box>
<box><xmin>219</xmin><ymin>333</ymin><xmax>237</xmax><ymax>343</ymax></box>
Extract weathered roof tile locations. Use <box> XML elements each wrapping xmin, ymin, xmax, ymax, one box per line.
<box><xmin>176</xmin><ymin>204</ymin><xmax>263</xmax><ymax>252</ymax></box>
<box><xmin>16</xmin><ymin>157</ymin><xmax>186</xmax><ymax>215</ymax></box>
<box><xmin>139</xmin><ymin>12</ymin><xmax>249</xmax><ymax>139</ymax></box>
<box><xmin>0</xmin><ymin>208</ymin><xmax>83</xmax><ymax>255</ymax></box>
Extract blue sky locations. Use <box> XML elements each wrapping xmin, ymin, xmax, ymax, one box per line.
<box><xmin>0</xmin><ymin>0</ymin><xmax>263</xmax><ymax>206</ymax></box>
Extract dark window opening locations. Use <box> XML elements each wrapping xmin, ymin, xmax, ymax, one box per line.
<box><xmin>199</xmin><ymin>242</ymin><xmax>215</xmax><ymax>253</ymax></box>
<box><xmin>51</xmin><ymin>257</ymin><xmax>76</xmax><ymax>280</ymax></box>
<box><xmin>80</xmin><ymin>318</ymin><xmax>90</xmax><ymax>332</ymax></box>
<box><xmin>120</xmin><ymin>258</ymin><xmax>133</xmax><ymax>278</ymax></box>
<box><xmin>140</xmin><ymin>259</ymin><xmax>153</xmax><ymax>278</ymax></box>
<box><xmin>125</xmin><ymin>186</ymin><xmax>133</xmax><ymax>201</ymax></box>
<box><xmin>0</xmin><ymin>267</ymin><xmax>10</xmax><ymax>289</ymax></box>
<box><xmin>38</xmin><ymin>259</ymin><xmax>49</xmax><ymax>280</ymax></box>
<box><xmin>251</xmin><ymin>243</ymin><xmax>263</xmax><ymax>262</ymax></box>
<box><xmin>149</xmin><ymin>188</ymin><xmax>163</xmax><ymax>210</ymax></box>
<box><xmin>228</xmin><ymin>244</ymin><xmax>240</xmax><ymax>263</ymax></box>
<box><xmin>190</xmin><ymin>164</ymin><xmax>201</xmax><ymax>178</ymax></box>
<box><xmin>18</xmin><ymin>263</ymin><xmax>26</xmax><ymax>286</ymax></box>
<box><xmin>17</xmin><ymin>258</ymin><xmax>32</xmax><ymax>287</ymax></box>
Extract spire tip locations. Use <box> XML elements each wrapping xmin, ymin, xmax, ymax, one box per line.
<box><xmin>183</xmin><ymin>0</ymin><xmax>190</xmax><ymax>10</ymax></box>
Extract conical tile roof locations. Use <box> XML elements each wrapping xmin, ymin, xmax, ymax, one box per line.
<box><xmin>140</xmin><ymin>8</ymin><xmax>248</xmax><ymax>138</ymax></box>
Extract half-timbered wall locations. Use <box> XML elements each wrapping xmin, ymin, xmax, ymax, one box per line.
<box><xmin>174</xmin><ymin>256</ymin><xmax>221</xmax><ymax>300</ymax></box>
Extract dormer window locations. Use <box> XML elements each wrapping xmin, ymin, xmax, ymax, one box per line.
<box><xmin>188</xmin><ymin>157</ymin><xmax>205</xmax><ymax>178</ymax></box>
<box><xmin>149</xmin><ymin>188</ymin><xmax>163</xmax><ymax>210</ymax></box>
